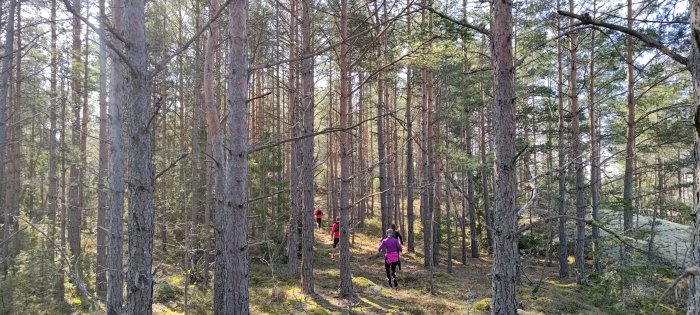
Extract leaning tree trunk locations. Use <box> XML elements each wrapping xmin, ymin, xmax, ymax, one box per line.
<box><xmin>490</xmin><ymin>0</ymin><xmax>518</xmax><ymax>312</ymax></box>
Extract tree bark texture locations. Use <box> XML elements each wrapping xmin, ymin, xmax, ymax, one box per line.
<box><xmin>568</xmin><ymin>0</ymin><xmax>586</xmax><ymax>284</ymax></box>
<box><xmin>121</xmin><ymin>0</ymin><xmax>155</xmax><ymax>312</ymax></box>
<box><xmin>300</xmin><ymin>0</ymin><xmax>315</xmax><ymax>294</ymax></box>
<box><xmin>220</xmin><ymin>0</ymin><xmax>250</xmax><ymax>311</ymax></box>
<box><xmin>556</xmin><ymin>0</ymin><xmax>569</xmax><ymax>279</ymax></box>
<box><xmin>338</xmin><ymin>0</ymin><xmax>354</xmax><ymax>296</ymax></box>
<box><xmin>490</xmin><ymin>0</ymin><xmax>518</xmax><ymax>312</ymax></box>
<box><xmin>107</xmin><ymin>0</ymin><xmax>125</xmax><ymax>312</ymax></box>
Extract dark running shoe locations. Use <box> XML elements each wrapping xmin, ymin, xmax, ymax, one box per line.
<box><xmin>387</xmin><ymin>278</ymin><xmax>393</xmax><ymax>288</ymax></box>
<box><xmin>392</xmin><ymin>275</ymin><xmax>398</xmax><ymax>287</ymax></box>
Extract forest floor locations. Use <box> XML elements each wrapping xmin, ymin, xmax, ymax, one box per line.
<box><xmin>152</xmin><ymin>216</ymin><xmax>686</xmax><ymax>314</ymax></box>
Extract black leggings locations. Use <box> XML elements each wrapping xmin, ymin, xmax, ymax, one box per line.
<box><xmin>385</xmin><ymin>260</ymin><xmax>398</xmax><ymax>279</ymax></box>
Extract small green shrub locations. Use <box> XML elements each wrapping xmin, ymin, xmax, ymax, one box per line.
<box><xmin>154</xmin><ymin>282</ymin><xmax>182</xmax><ymax>304</ymax></box>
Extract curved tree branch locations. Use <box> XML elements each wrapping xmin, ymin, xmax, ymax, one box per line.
<box><xmin>558</xmin><ymin>10</ymin><xmax>689</xmax><ymax>67</ymax></box>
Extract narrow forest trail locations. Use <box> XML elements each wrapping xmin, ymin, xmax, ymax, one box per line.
<box><xmin>245</xmin><ymin>217</ymin><xmax>604</xmax><ymax>314</ymax></box>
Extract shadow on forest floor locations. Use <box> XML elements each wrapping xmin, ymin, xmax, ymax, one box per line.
<box><xmin>152</xmin><ymin>215</ymin><xmax>686</xmax><ymax>314</ymax></box>
<box><xmin>244</xmin><ymin>217</ymin><xmax>607</xmax><ymax>315</ymax></box>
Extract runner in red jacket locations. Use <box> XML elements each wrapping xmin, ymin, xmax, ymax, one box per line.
<box><xmin>314</xmin><ymin>208</ymin><xmax>324</xmax><ymax>229</ymax></box>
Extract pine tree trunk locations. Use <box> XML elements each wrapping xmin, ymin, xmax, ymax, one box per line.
<box><xmin>338</xmin><ymin>0</ymin><xmax>354</xmax><ymax>296</ymax></box>
<box><xmin>479</xmin><ymin>79</ymin><xmax>493</xmax><ymax>254</ymax></box>
<box><xmin>96</xmin><ymin>0</ymin><xmax>109</xmax><ymax>299</ymax></box>
<box><xmin>48</xmin><ymin>0</ymin><xmax>64</xmax><ymax>302</ymax></box>
<box><xmin>622</xmin><ymin>0</ymin><xmax>636</xmax><ymax>232</ymax></box>
<box><xmin>300</xmin><ymin>0</ymin><xmax>315</xmax><ymax>293</ymax></box>
<box><xmin>568</xmin><ymin>0</ymin><xmax>586</xmax><ymax>284</ymax></box>
<box><xmin>467</xmin><ymin>123</ymin><xmax>478</xmax><ymax>259</ymax></box>
<box><xmin>287</xmin><ymin>0</ymin><xmax>300</xmax><ymax>276</ymax></box>
<box><xmin>68</xmin><ymin>0</ymin><xmax>83</xmax><ymax>266</ymax></box>
<box><xmin>445</xmin><ymin>176</ymin><xmax>453</xmax><ymax>273</ymax></box>
<box><xmin>107</xmin><ymin>0</ymin><xmax>125</xmax><ymax>312</ymax></box>
<box><xmin>490</xmin><ymin>0</ymin><xmax>518</xmax><ymax>312</ymax></box>
<box><xmin>556</xmin><ymin>0</ymin><xmax>569</xmax><ymax>279</ymax></box>
<box><xmin>204</xmin><ymin>0</ymin><xmax>231</xmax><ymax>310</ymax></box>
<box><xmin>406</xmin><ymin>64</ymin><xmax>416</xmax><ymax>252</ymax></box>
<box><xmin>222</xmin><ymin>0</ymin><xmax>250</xmax><ymax>310</ymax></box>
<box><xmin>121</xmin><ymin>0</ymin><xmax>154</xmax><ymax>312</ymax></box>
<box><xmin>688</xmin><ymin>1</ymin><xmax>700</xmax><ymax>312</ymax></box>
<box><xmin>588</xmin><ymin>0</ymin><xmax>602</xmax><ymax>273</ymax></box>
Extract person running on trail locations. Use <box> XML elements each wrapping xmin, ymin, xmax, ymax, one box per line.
<box><xmin>391</xmin><ymin>224</ymin><xmax>404</xmax><ymax>245</ymax></box>
<box><xmin>378</xmin><ymin>229</ymin><xmax>402</xmax><ymax>288</ymax></box>
<box><xmin>330</xmin><ymin>217</ymin><xmax>340</xmax><ymax>258</ymax></box>
<box><xmin>331</xmin><ymin>217</ymin><xmax>340</xmax><ymax>247</ymax></box>
<box><xmin>391</xmin><ymin>224</ymin><xmax>403</xmax><ymax>270</ymax></box>
<box><xmin>314</xmin><ymin>208</ymin><xmax>324</xmax><ymax>229</ymax></box>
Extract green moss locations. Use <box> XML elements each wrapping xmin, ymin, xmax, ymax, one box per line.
<box><xmin>352</xmin><ymin>276</ymin><xmax>376</xmax><ymax>289</ymax></box>
<box><xmin>473</xmin><ymin>298</ymin><xmax>491</xmax><ymax>311</ymax></box>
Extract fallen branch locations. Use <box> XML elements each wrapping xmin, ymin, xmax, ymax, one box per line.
<box><xmin>653</xmin><ymin>265</ymin><xmax>700</xmax><ymax>314</ymax></box>
<box><xmin>517</xmin><ymin>215</ymin><xmax>667</xmax><ymax>262</ymax></box>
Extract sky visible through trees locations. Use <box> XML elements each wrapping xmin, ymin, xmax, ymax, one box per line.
<box><xmin>0</xmin><ymin>0</ymin><xmax>699</xmax><ymax>314</ymax></box>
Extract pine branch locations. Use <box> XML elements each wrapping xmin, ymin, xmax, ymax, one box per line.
<box><xmin>558</xmin><ymin>10</ymin><xmax>688</xmax><ymax>67</ymax></box>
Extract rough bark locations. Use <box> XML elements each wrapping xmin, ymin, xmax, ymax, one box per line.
<box><xmin>490</xmin><ymin>0</ymin><xmax>518</xmax><ymax>312</ymax></box>
<box><xmin>49</xmin><ymin>0</ymin><xmax>65</xmax><ymax>302</ymax></box>
<box><xmin>467</xmin><ymin>122</ymin><xmax>478</xmax><ymax>259</ymax></box>
<box><xmin>568</xmin><ymin>0</ymin><xmax>586</xmax><ymax>284</ymax></box>
<box><xmin>96</xmin><ymin>0</ymin><xmax>109</xmax><ymax>299</ymax></box>
<box><xmin>0</xmin><ymin>0</ymin><xmax>11</xmax><ymax>238</ymax></box>
<box><xmin>68</xmin><ymin>0</ymin><xmax>83</xmax><ymax>265</ymax></box>
<box><xmin>623</xmin><ymin>0</ymin><xmax>636</xmax><ymax>233</ymax></box>
<box><xmin>689</xmin><ymin>1</ymin><xmax>700</xmax><ymax>312</ymax></box>
<box><xmin>220</xmin><ymin>0</ymin><xmax>250</xmax><ymax>311</ymax></box>
<box><xmin>338</xmin><ymin>0</ymin><xmax>354</xmax><ymax>296</ymax></box>
<box><xmin>204</xmin><ymin>0</ymin><xmax>230</xmax><ymax>310</ymax></box>
<box><xmin>107</xmin><ymin>0</ymin><xmax>125</xmax><ymax>312</ymax></box>
<box><xmin>479</xmin><ymin>79</ymin><xmax>493</xmax><ymax>254</ymax></box>
<box><xmin>121</xmin><ymin>0</ymin><xmax>154</xmax><ymax>312</ymax></box>
<box><xmin>287</xmin><ymin>0</ymin><xmax>300</xmax><ymax>276</ymax></box>
<box><xmin>406</xmin><ymin>64</ymin><xmax>416</xmax><ymax>252</ymax></box>
<box><xmin>300</xmin><ymin>0</ymin><xmax>315</xmax><ymax>294</ymax></box>
<box><xmin>556</xmin><ymin>0</ymin><xmax>569</xmax><ymax>279</ymax></box>
<box><xmin>588</xmin><ymin>0</ymin><xmax>602</xmax><ymax>273</ymax></box>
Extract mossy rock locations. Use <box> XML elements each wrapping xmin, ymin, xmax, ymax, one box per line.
<box><xmin>473</xmin><ymin>298</ymin><xmax>491</xmax><ymax>311</ymax></box>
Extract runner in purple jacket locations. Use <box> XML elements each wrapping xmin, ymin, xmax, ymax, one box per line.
<box><xmin>378</xmin><ymin>229</ymin><xmax>402</xmax><ymax>287</ymax></box>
